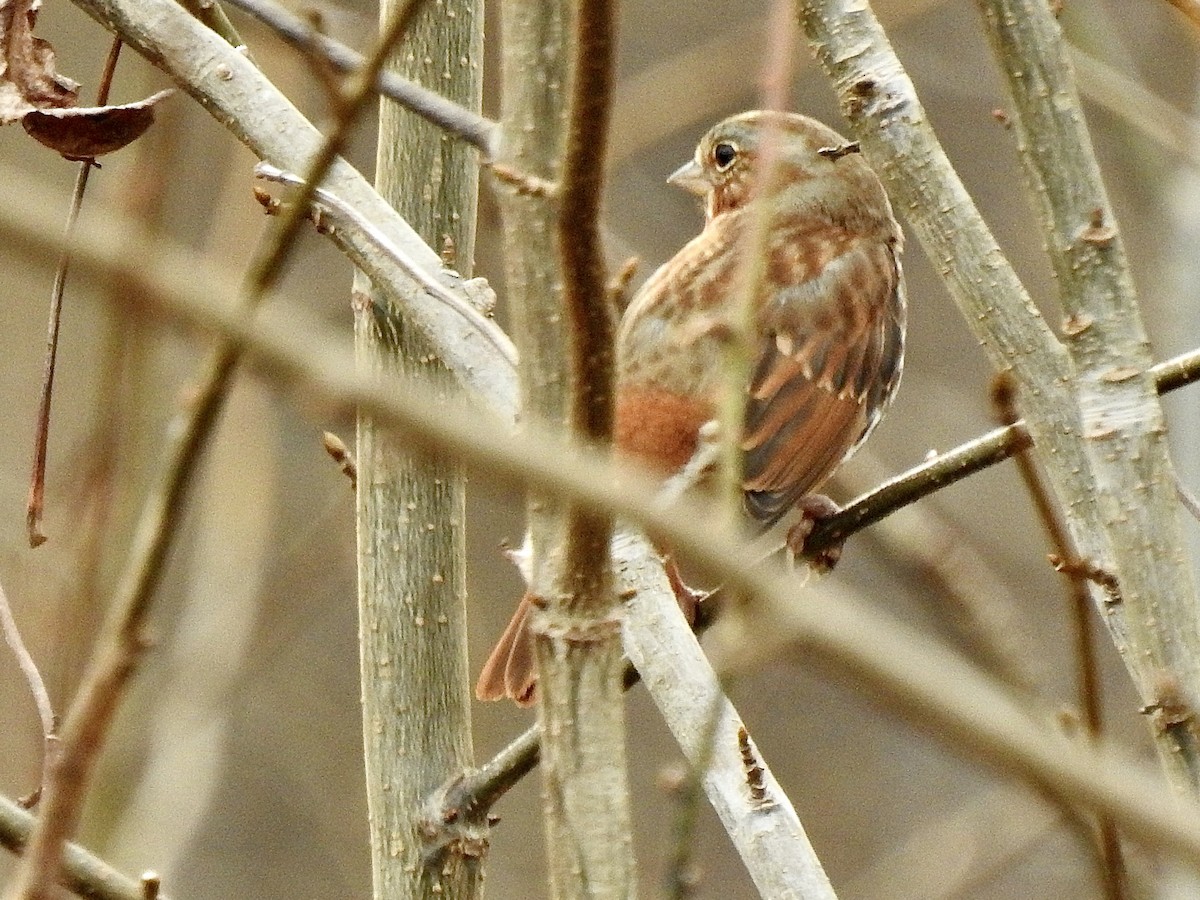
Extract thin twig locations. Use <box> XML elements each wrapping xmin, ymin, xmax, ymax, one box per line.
<box><xmin>0</xmin><ymin>794</ymin><xmax>174</xmax><ymax>900</ymax></box>
<box><xmin>220</xmin><ymin>0</ymin><xmax>497</xmax><ymax>156</ymax></box>
<box><xmin>429</xmin><ymin>726</ymin><xmax>540</xmax><ymax>826</ymax></box>
<box><xmin>0</xmin><ymin>581</ymin><xmax>56</xmax><ymax>793</ymax></box>
<box><xmin>6</xmin><ymin>5</ymin><xmax>428</xmax><ymax>898</ymax></box>
<box><xmin>27</xmin><ymin>37</ymin><xmax>123</xmax><ymax>547</ymax></box>
<box><xmin>1176</xmin><ymin>473</ymin><xmax>1200</xmax><ymax>524</ymax></box>
<box><xmin>807</xmin><ymin>346</ymin><xmax>1200</xmax><ymax>559</ymax></box>
<box><xmin>179</xmin><ymin>0</ymin><xmax>247</xmax><ymax>53</ymax></box>
<box><xmin>991</xmin><ymin>375</ymin><xmax>1104</xmax><ymax>737</ymax></box>
<box><xmin>991</xmin><ymin>374</ymin><xmax>1126</xmax><ymax>900</ymax></box>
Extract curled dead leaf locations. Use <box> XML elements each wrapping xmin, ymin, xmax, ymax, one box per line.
<box><xmin>22</xmin><ymin>88</ymin><xmax>174</xmax><ymax>160</ymax></box>
<box><xmin>0</xmin><ymin>0</ymin><xmax>79</xmax><ymax>124</ymax></box>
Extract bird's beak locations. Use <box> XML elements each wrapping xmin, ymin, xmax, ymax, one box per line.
<box><xmin>666</xmin><ymin>158</ymin><xmax>709</xmax><ymax>196</ymax></box>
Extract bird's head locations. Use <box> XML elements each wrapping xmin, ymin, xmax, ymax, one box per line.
<box><xmin>668</xmin><ymin>110</ymin><xmax>875</xmax><ymax>223</ymax></box>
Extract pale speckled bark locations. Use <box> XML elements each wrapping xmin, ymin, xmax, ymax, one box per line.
<box><xmin>797</xmin><ymin>0</ymin><xmax>1200</xmax><ymax>792</ymax></box>
<box><xmin>354</xmin><ymin>0</ymin><xmax>486</xmax><ymax>896</ymax></box>
<box><xmin>975</xmin><ymin>0</ymin><xmax>1200</xmax><ymax>794</ymax></box>
<box><xmin>495</xmin><ymin>0</ymin><xmax>636</xmax><ymax>895</ymax></box>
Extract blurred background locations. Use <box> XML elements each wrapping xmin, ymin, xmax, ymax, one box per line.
<box><xmin>2</xmin><ymin>0</ymin><xmax>1199</xmax><ymax>896</ymax></box>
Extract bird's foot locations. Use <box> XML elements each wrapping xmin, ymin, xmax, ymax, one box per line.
<box><xmin>785</xmin><ymin>494</ymin><xmax>843</xmax><ymax>573</ymax></box>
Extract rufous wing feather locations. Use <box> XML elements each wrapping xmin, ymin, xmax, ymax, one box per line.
<box><xmin>742</xmin><ymin>240</ymin><xmax>904</xmax><ymax>524</ymax></box>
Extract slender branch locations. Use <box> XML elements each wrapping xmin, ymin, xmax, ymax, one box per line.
<box><xmin>558</xmin><ymin>0</ymin><xmax>615</xmax><ymax>453</ymax></box>
<box><xmin>978</xmin><ymin>0</ymin><xmax>1200</xmax><ymax>793</ymax></box>
<box><xmin>220</xmin><ymin>0</ymin><xmax>498</xmax><ymax>156</ymax></box>
<box><xmin>0</xmin><ymin>581</ymin><xmax>56</xmax><ymax>791</ymax></box>
<box><xmin>992</xmin><ymin>374</ymin><xmax>1126</xmax><ymax>899</ymax></box>
<box><xmin>14</xmin><ymin>206</ymin><xmax>1200</xmax><ymax>874</ymax></box>
<box><xmin>7</xmin><ymin>4</ymin><xmax>429</xmax><ymax>897</ymax></box>
<box><xmin>27</xmin><ymin>37</ymin><xmax>123</xmax><ymax>547</ymax></box>
<box><xmin>811</xmin><ymin>346</ymin><xmax>1200</xmax><ymax>556</ymax></box>
<box><xmin>431</xmin><ymin>726</ymin><xmax>541</xmax><ymax>825</ymax></box>
<box><xmin>0</xmin><ymin>795</ymin><xmax>173</xmax><ymax>900</ymax></box>
<box><xmin>1177</xmin><ymin>474</ymin><xmax>1200</xmax><ymax>524</ymax></box>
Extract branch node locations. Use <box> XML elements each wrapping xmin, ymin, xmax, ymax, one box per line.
<box><xmin>1048</xmin><ymin>553</ymin><xmax>1122</xmax><ymax>604</ymax></box>
<box><xmin>141</xmin><ymin>870</ymin><xmax>162</xmax><ymax>900</ymax></box>
<box><xmin>1139</xmin><ymin>672</ymin><xmax>1196</xmax><ymax>734</ymax></box>
<box><xmin>1079</xmin><ymin>207</ymin><xmax>1117</xmax><ymax>247</ymax></box>
<box><xmin>488</xmin><ymin>163</ymin><xmax>558</xmax><ymax>198</ymax></box>
<box><xmin>737</xmin><ymin>726</ymin><xmax>773</xmax><ymax>809</ymax></box>
<box><xmin>321</xmin><ymin>431</ymin><xmax>357</xmax><ymax>489</ymax></box>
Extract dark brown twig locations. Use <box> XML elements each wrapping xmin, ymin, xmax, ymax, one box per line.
<box><xmin>806</xmin><ymin>346</ymin><xmax>1200</xmax><ymax>559</ymax></box>
<box><xmin>558</xmin><ymin>0</ymin><xmax>617</xmax><ymax>578</ymax></box>
<box><xmin>991</xmin><ymin>373</ymin><xmax>1127</xmax><ymax>899</ymax></box>
<box><xmin>27</xmin><ymin>38</ymin><xmax>123</xmax><ymax>548</ymax></box>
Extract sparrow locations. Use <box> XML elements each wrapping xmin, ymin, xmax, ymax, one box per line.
<box><xmin>477</xmin><ymin>110</ymin><xmax>906</xmax><ymax>705</ymax></box>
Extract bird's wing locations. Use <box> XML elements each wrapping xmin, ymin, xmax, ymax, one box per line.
<box><xmin>741</xmin><ymin>237</ymin><xmax>904</xmax><ymax>524</ymax></box>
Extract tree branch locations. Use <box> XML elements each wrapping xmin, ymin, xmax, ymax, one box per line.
<box><xmin>7</xmin><ymin>3</ymin><xmax>435</xmax><ymax>896</ymax></box>
<box><xmin>220</xmin><ymin>0</ymin><xmax>498</xmax><ymax>156</ymax></box>
<box><xmin>70</xmin><ymin>0</ymin><xmax>517</xmax><ymax>417</ymax></box>
<box><xmin>350</xmin><ymin>0</ymin><xmax>486</xmax><ymax>892</ymax></box>
<box><xmin>977</xmin><ymin>0</ymin><xmax>1200</xmax><ymax>792</ymax></box>
<box><xmin>0</xmin><ymin>795</ymin><xmax>172</xmax><ymax>900</ymax></box>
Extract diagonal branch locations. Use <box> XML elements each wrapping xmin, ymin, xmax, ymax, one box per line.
<box><xmin>0</xmin><ymin>795</ymin><xmax>172</xmax><ymax>900</ymax></box>
<box><xmin>220</xmin><ymin>0</ymin><xmax>498</xmax><ymax>156</ymax></box>
<box><xmin>71</xmin><ymin>0</ymin><xmax>517</xmax><ymax>417</ymax></box>
<box><xmin>976</xmin><ymin>0</ymin><xmax>1200</xmax><ymax>792</ymax></box>
<box><xmin>12</xmin><ymin>204</ymin><xmax>1200</xmax><ymax>869</ymax></box>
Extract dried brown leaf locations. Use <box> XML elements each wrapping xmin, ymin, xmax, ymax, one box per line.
<box><xmin>22</xmin><ymin>88</ymin><xmax>173</xmax><ymax>160</ymax></box>
<box><xmin>0</xmin><ymin>0</ymin><xmax>79</xmax><ymax>124</ymax></box>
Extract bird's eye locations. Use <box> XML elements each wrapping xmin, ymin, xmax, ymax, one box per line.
<box><xmin>712</xmin><ymin>141</ymin><xmax>738</xmax><ymax>171</ymax></box>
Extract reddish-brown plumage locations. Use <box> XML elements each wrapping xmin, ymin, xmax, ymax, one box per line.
<box><xmin>478</xmin><ymin>110</ymin><xmax>906</xmax><ymax>706</ymax></box>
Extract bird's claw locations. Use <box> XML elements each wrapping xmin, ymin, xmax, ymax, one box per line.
<box><xmin>785</xmin><ymin>494</ymin><xmax>843</xmax><ymax>572</ymax></box>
